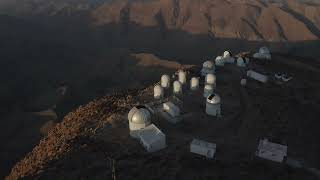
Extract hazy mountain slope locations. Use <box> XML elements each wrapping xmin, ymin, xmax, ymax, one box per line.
<box><xmin>1</xmin><ymin>0</ymin><xmax>320</xmax><ymax>42</ymax></box>
<box><xmin>91</xmin><ymin>0</ymin><xmax>320</xmax><ymax>41</ymax></box>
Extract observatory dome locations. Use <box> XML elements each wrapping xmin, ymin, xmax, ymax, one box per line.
<box><xmin>173</xmin><ymin>80</ymin><xmax>182</xmax><ymax>94</ymax></box>
<box><xmin>154</xmin><ymin>85</ymin><xmax>164</xmax><ymax>99</ymax></box>
<box><xmin>128</xmin><ymin>105</ymin><xmax>151</xmax><ymax>124</ymax></box>
<box><xmin>223</xmin><ymin>51</ymin><xmax>231</xmax><ymax>58</ymax></box>
<box><xmin>178</xmin><ymin>70</ymin><xmax>187</xmax><ymax>84</ymax></box>
<box><xmin>206</xmin><ymin>93</ymin><xmax>221</xmax><ymax>104</ymax></box>
<box><xmin>259</xmin><ymin>47</ymin><xmax>270</xmax><ymax>54</ymax></box>
<box><xmin>128</xmin><ymin>105</ymin><xmax>152</xmax><ymax>138</ymax></box>
<box><xmin>237</xmin><ymin>57</ymin><xmax>246</xmax><ymax>67</ymax></box>
<box><xmin>190</xmin><ymin>77</ymin><xmax>200</xmax><ymax>90</ymax></box>
<box><xmin>215</xmin><ymin>56</ymin><xmax>224</xmax><ymax>66</ymax></box>
<box><xmin>203</xmin><ymin>61</ymin><xmax>214</xmax><ymax>69</ymax></box>
<box><xmin>206</xmin><ymin>93</ymin><xmax>221</xmax><ymax>116</ymax></box>
<box><xmin>205</xmin><ymin>73</ymin><xmax>216</xmax><ymax>85</ymax></box>
<box><xmin>161</xmin><ymin>74</ymin><xmax>170</xmax><ymax>88</ymax></box>
<box><xmin>201</xmin><ymin>60</ymin><xmax>215</xmax><ymax>76</ymax></box>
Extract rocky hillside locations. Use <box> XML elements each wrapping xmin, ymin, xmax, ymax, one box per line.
<box><xmin>1</xmin><ymin>0</ymin><xmax>320</xmax><ymax>179</ymax></box>
<box><xmin>2</xmin><ymin>0</ymin><xmax>320</xmax><ymax>42</ymax></box>
<box><xmin>6</xmin><ymin>53</ymin><xmax>320</xmax><ymax>179</ymax></box>
<box><xmin>91</xmin><ymin>0</ymin><xmax>320</xmax><ymax>41</ymax></box>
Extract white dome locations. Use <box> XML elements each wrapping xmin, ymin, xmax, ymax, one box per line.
<box><xmin>161</xmin><ymin>74</ymin><xmax>170</xmax><ymax>88</ymax></box>
<box><xmin>206</xmin><ymin>93</ymin><xmax>221</xmax><ymax>104</ymax></box>
<box><xmin>205</xmin><ymin>73</ymin><xmax>216</xmax><ymax>85</ymax></box>
<box><xmin>206</xmin><ymin>93</ymin><xmax>221</xmax><ymax>116</ymax></box>
<box><xmin>173</xmin><ymin>81</ymin><xmax>182</xmax><ymax>94</ymax></box>
<box><xmin>203</xmin><ymin>84</ymin><xmax>214</xmax><ymax>98</ymax></box>
<box><xmin>203</xmin><ymin>61</ymin><xmax>214</xmax><ymax>69</ymax></box>
<box><xmin>259</xmin><ymin>47</ymin><xmax>270</xmax><ymax>54</ymax></box>
<box><xmin>215</xmin><ymin>56</ymin><xmax>224</xmax><ymax>66</ymax></box>
<box><xmin>178</xmin><ymin>70</ymin><xmax>187</xmax><ymax>84</ymax></box>
<box><xmin>223</xmin><ymin>51</ymin><xmax>231</xmax><ymax>58</ymax></box>
<box><xmin>154</xmin><ymin>85</ymin><xmax>164</xmax><ymax>99</ymax></box>
<box><xmin>215</xmin><ymin>56</ymin><xmax>223</xmax><ymax>61</ymax></box>
<box><xmin>237</xmin><ymin>57</ymin><xmax>246</xmax><ymax>67</ymax></box>
<box><xmin>128</xmin><ymin>106</ymin><xmax>152</xmax><ymax>124</ymax></box>
<box><xmin>190</xmin><ymin>77</ymin><xmax>200</xmax><ymax>90</ymax></box>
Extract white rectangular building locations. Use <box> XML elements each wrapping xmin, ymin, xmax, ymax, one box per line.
<box><xmin>190</xmin><ymin>139</ymin><xmax>217</xmax><ymax>159</ymax></box>
<box><xmin>138</xmin><ymin>124</ymin><xmax>166</xmax><ymax>152</ymax></box>
<box><xmin>256</xmin><ymin>139</ymin><xmax>287</xmax><ymax>163</ymax></box>
<box><xmin>247</xmin><ymin>70</ymin><xmax>268</xmax><ymax>83</ymax></box>
<box><xmin>163</xmin><ymin>102</ymin><xmax>180</xmax><ymax>117</ymax></box>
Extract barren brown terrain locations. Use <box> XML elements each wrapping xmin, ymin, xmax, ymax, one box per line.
<box><xmin>0</xmin><ymin>0</ymin><xmax>320</xmax><ymax>179</ymax></box>
<box><xmin>6</xmin><ymin>53</ymin><xmax>320</xmax><ymax>180</ymax></box>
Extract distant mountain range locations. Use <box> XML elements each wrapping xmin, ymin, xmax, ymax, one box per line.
<box><xmin>1</xmin><ymin>0</ymin><xmax>320</xmax><ymax>42</ymax></box>
<box><xmin>1</xmin><ymin>0</ymin><xmax>320</xmax><ymax>178</ymax></box>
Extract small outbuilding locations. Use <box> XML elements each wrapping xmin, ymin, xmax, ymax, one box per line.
<box><xmin>138</xmin><ymin>124</ymin><xmax>166</xmax><ymax>152</ymax></box>
<box><xmin>206</xmin><ymin>93</ymin><xmax>221</xmax><ymax>116</ymax></box>
<box><xmin>240</xmin><ymin>79</ymin><xmax>247</xmax><ymax>86</ymax></box>
<box><xmin>256</xmin><ymin>139</ymin><xmax>287</xmax><ymax>163</ymax></box>
<box><xmin>128</xmin><ymin>105</ymin><xmax>152</xmax><ymax>138</ymax></box>
<box><xmin>163</xmin><ymin>102</ymin><xmax>180</xmax><ymax>118</ymax></box>
<box><xmin>247</xmin><ymin>70</ymin><xmax>268</xmax><ymax>83</ymax></box>
<box><xmin>190</xmin><ymin>139</ymin><xmax>217</xmax><ymax>159</ymax></box>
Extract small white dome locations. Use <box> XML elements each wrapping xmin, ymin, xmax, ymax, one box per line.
<box><xmin>203</xmin><ymin>61</ymin><xmax>214</xmax><ymax>69</ymax></box>
<box><xmin>154</xmin><ymin>85</ymin><xmax>164</xmax><ymax>99</ymax></box>
<box><xmin>215</xmin><ymin>56</ymin><xmax>224</xmax><ymax>66</ymax></box>
<box><xmin>215</xmin><ymin>56</ymin><xmax>223</xmax><ymax>61</ymax></box>
<box><xmin>173</xmin><ymin>80</ymin><xmax>182</xmax><ymax>94</ymax></box>
<box><xmin>205</xmin><ymin>73</ymin><xmax>216</xmax><ymax>85</ymax></box>
<box><xmin>203</xmin><ymin>84</ymin><xmax>214</xmax><ymax>98</ymax></box>
<box><xmin>128</xmin><ymin>106</ymin><xmax>152</xmax><ymax>124</ymax></box>
<box><xmin>161</xmin><ymin>74</ymin><xmax>170</xmax><ymax>88</ymax></box>
<box><xmin>259</xmin><ymin>47</ymin><xmax>270</xmax><ymax>54</ymax></box>
<box><xmin>207</xmin><ymin>93</ymin><xmax>221</xmax><ymax>104</ymax></box>
<box><xmin>190</xmin><ymin>77</ymin><xmax>200</xmax><ymax>90</ymax></box>
<box><xmin>178</xmin><ymin>70</ymin><xmax>187</xmax><ymax>84</ymax></box>
<box><xmin>237</xmin><ymin>57</ymin><xmax>246</xmax><ymax>67</ymax></box>
<box><xmin>223</xmin><ymin>51</ymin><xmax>231</xmax><ymax>58</ymax></box>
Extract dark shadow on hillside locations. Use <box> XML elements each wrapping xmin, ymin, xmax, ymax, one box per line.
<box><xmin>280</xmin><ymin>6</ymin><xmax>320</xmax><ymax>39</ymax></box>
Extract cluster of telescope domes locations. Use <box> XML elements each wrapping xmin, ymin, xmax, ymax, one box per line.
<box><xmin>125</xmin><ymin>47</ymin><xmax>288</xmax><ymax>164</ymax></box>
